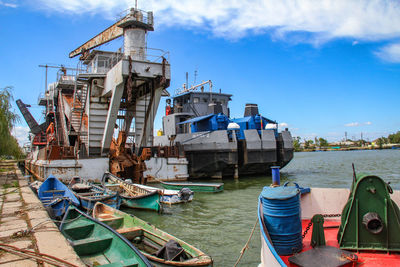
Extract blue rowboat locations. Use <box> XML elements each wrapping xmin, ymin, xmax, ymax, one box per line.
<box><xmin>38</xmin><ymin>175</ymin><xmax>79</xmax><ymax>218</ymax></box>
<box><xmin>102</xmin><ymin>172</ymin><xmax>161</xmax><ymax>212</ymax></box>
<box><xmin>69</xmin><ymin>177</ymin><xmax>121</xmax><ymax>212</ymax></box>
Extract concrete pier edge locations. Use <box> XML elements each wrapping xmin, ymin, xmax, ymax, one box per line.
<box><xmin>1</xmin><ymin>162</ymin><xmax>84</xmax><ymax>266</ymax></box>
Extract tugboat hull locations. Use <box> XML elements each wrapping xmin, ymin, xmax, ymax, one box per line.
<box><xmin>157</xmin><ymin>129</ymin><xmax>294</xmax><ymax>178</ymax></box>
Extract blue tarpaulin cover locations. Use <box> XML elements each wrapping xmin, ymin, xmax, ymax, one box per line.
<box><xmin>177</xmin><ymin>114</ymin><xmax>214</xmax><ymax>124</ymax></box>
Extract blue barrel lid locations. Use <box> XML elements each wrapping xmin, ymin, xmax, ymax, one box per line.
<box><xmin>261</xmin><ymin>186</ymin><xmax>300</xmax><ymax>200</ymax></box>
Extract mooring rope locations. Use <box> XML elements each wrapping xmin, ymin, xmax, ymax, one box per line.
<box><xmin>233</xmin><ymin>218</ymin><xmax>259</xmax><ymax>267</ymax></box>
<box><xmin>0</xmin><ymin>243</ymin><xmax>78</xmax><ymax>267</ymax></box>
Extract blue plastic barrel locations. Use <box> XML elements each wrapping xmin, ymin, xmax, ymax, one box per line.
<box><xmin>261</xmin><ymin>184</ymin><xmax>302</xmax><ymax>255</ymax></box>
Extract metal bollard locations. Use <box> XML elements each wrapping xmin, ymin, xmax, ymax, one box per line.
<box><xmin>271</xmin><ymin>166</ymin><xmax>280</xmax><ymax>186</ymax></box>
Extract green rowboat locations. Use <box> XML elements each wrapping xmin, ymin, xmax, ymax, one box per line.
<box><xmin>102</xmin><ymin>172</ymin><xmax>161</xmax><ymax>212</ymax></box>
<box><xmin>60</xmin><ymin>206</ymin><xmax>152</xmax><ymax>267</ymax></box>
<box><xmin>160</xmin><ymin>181</ymin><xmax>223</xmax><ymax>193</ymax></box>
<box><xmin>93</xmin><ymin>203</ymin><xmax>213</xmax><ymax>266</ymax></box>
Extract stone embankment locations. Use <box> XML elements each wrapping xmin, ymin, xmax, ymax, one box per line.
<box><xmin>0</xmin><ymin>160</ymin><xmax>84</xmax><ymax>266</ymax></box>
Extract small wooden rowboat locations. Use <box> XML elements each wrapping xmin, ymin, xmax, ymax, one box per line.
<box><xmin>93</xmin><ymin>203</ymin><xmax>213</xmax><ymax>266</ymax></box>
<box><xmin>69</xmin><ymin>177</ymin><xmax>120</xmax><ymax>212</ymax></box>
<box><xmin>135</xmin><ymin>183</ymin><xmax>194</xmax><ymax>205</ymax></box>
<box><xmin>60</xmin><ymin>205</ymin><xmax>152</xmax><ymax>267</ymax></box>
<box><xmin>160</xmin><ymin>181</ymin><xmax>224</xmax><ymax>193</ymax></box>
<box><xmin>38</xmin><ymin>175</ymin><xmax>79</xmax><ymax>218</ymax></box>
<box><xmin>102</xmin><ymin>172</ymin><xmax>161</xmax><ymax>212</ymax></box>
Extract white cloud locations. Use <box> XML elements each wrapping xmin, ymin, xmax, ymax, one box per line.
<box><xmin>345</xmin><ymin>122</ymin><xmax>360</xmax><ymax>127</ymax></box>
<box><xmin>31</xmin><ymin>0</ymin><xmax>400</xmax><ymax>62</ymax></box>
<box><xmin>345</xmin><ymin>121</ymin><xmax>373</xmax><ymax>127</ymax></box>
<box><xmin>279</xmin><ymin>122</ymin><xmax>289</xmax><ymax>128</ymax></box>
<box><xmin>0</xmin><ymin>1</ymin><xmax>17</xmax><ymax>8</ymax></box>
<box><xmin>375</xmin><ymin>42</ymin><xmax>400</xmax><ymax>63</ymax></box>
<box><xmin>12</xmin><ymin>126</ymin><xmax>30</xmax><ymax>146</ymax></box>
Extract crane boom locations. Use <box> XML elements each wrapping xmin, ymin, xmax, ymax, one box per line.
<box><xmin>69</xmin><ymin>19</ymin><xmax>125</xmax><ymax>58</ymax></box>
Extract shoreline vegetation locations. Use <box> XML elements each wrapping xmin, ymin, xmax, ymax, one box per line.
<box><xmin>293</xmin><ymin>132</ymin><xmax>400</xmax><ymax>152</ymax></box>
<box><xmin>0</xmin><ymin>86</ymin><xmax>24</xmax><ymax>160</ymax></box>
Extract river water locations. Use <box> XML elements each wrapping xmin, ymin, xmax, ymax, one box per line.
<box><xmin>129</xmin><ymin>149</ymin><xmax>400</xmax><ymax>266</ymax></box>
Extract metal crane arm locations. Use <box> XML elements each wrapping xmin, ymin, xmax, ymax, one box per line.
<box><xmin>68</xmin><ymin>19</ymin><xmax>126</xmax><ymax>58</ymax></box>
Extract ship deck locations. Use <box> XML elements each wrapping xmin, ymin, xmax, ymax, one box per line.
<box><xmin>280</xmin><ymin>219</ymin><xmax>400</xmax><ymax>266</ymax></box>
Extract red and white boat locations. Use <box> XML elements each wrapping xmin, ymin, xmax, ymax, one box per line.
<box><xmin>258</xmin><ymin>173</ymin><xmax>400</xmax><ymax>267</ymax></box>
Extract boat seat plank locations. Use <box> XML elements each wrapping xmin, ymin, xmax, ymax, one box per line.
<box><xmin>71</xmin><ymin>236</ymin><xmax>114</xmax><ymax>256</ymax></box>
<box><xmin>63</xmin><ymin>221</ymin><xmax>96</xmax><ymax>237</ymax></box>
<box><xmin>40</xmin><ymin>196</ymin><xmax>61</xmax><ymax>200</ymax></box>
<box><xmin>43</xmin><ymin>189</ymin><xmax>65</xmax><ymax>194</ymax></box>
<box><xmin>77</xmin><ymin>192</ymin><xmax>98</xmax><ymax>196</ymax></box>
<box><xmin>98</xmin><ymin>217</ymin><xmax>124</xmax><ymax>228</ymax></box>
<box><xmin>117</xmin><ymin>227</ymin><xmax>142</xmax><ymax>235</ymax></box>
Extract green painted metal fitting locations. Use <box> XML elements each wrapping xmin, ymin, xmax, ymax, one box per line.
<box><xmin>337</xmin><ymin>173</ymin><xmax>400</xmax><ymax>252</ymax></box>
<box><xmin>311</xmin><ymin>214</ymin><xmax>326</xmax><ymax>247</ymax></box>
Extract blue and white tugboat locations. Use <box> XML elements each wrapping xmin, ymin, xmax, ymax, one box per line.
<box><xmin>154</xmin><ymin>81</ymin><xmax>294</xmax><ymax>179</ymax></box>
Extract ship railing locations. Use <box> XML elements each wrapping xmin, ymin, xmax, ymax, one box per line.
<box><xmin>32</xmin><ymin>133</ymin><xmax>47</xmax><ymax>146</ymax></box>
<box><xmin>116</xmin><ymin>8</ymin><xmax>154</xmax><ymax>27</ymax></box>
<box><xmin>56</xmin><ymin>67</ymin><xmax>83</xmax><ymax>84</ymax></box>
<box><xmin>145</xmin><ymin>47</ymin><xmax>170</xmax><ymax>63</ymax></box>
<box><xmin>85</xmin><ymin>52</ymin><xmax>124</xmax><ymax>74</ymax></box>
<box><xmin>83</xmin><ymin>47</ymin><xmax>168</xmax><ymax>74</ymax></box>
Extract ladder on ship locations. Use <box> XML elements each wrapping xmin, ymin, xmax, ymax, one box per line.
<box><xmin>68</xmin><ymin>79</ymin><xmax>89</xmax><ymax>147</ymax></box>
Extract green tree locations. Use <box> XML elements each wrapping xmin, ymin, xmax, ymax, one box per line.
<box><xmin>388</xmin><ymin>131</ymin><xmax>400</xmax><ymax>143</ymax></box>
<box><xmin>314</xmin><ymin>137</ymin><xmax>319</xmax><ymax>147</ymax></box>
<box><xmin>318</xmin><ymin>137</ymin><xmax>329</xmax><ymax>147</ymax></box>
<box><xmin>293</xmin><ymin>136</ymin><xmax>301</xmax><ymax>152</ymax></box>
<box><xmin>0</xmin><ymin>86</ymin><xmax>23</xmax><ymax>159</ymax></box>
<box><xmin>376</xmin><ymin>137</ymin><xmax>384</xmax><ymax>149</ymax></box>
<box><xmin>304</xmin><ymin>139</ymin><xmax>314</xmax><ymax>149</ymax></box>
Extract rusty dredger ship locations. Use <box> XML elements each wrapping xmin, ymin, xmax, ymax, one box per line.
<box><xmin>17</xmin><ymin>8</ymin><xmax>190</xmax><ymax>182</ymax></box>
<box><xmin>18</xmin><ymin>7</ymin><xmax>293</xmax><ymax>182</ymax></box>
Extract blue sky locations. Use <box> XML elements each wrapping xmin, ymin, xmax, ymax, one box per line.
<box><xmin>1</xmin><ymin>0</ymin><xmax>399</xmax><ymax>145</ymax></box>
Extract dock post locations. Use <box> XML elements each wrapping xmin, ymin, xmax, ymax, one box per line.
<box><xmin>271</xmin><ymin>166</ymin><xmax>280</xmax><ymax>186</ymax></box>
<box><xmin>234</xmin><ymin>164</ymin><xmax>239</xmax><ymax>179</ymax></box>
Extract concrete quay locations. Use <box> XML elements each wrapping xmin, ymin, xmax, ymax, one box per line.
<box><xmin>0</xmin><ymin>161</ymin><xmax>84</xmax><ymax>266</ymax></box>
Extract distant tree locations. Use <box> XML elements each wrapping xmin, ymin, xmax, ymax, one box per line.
<box><xmin>318</xmin><ymin>138</ymin><xmax>329</xmax><ymax>147</ymax></box>
<box><xmin>376</xmin><ymin>137</ymin><xmax>384</xmax><ymax>149</ymax></box>
<box><xmin>314</xmin><ymin>137</ymin><xmax>319</xmax><ymax>147</ymax></box>
<box><xmin>388</xmin><ymin>131</ymin><xmax>400</xmax><ymax>143</ymax></box>
<box><xmin>293</xmin><ymin>136</ymin><xmax>301</xmax><ymax>152</ymax></box>
<box><xmin>304</xmin><ymin>139</ymin><xmax>314</xmax><ymax>149</ymax></box>
<box><xmin>0</xmin><ymin>86</ymin><xmax>23</xmax><ymax>158</ymax></box>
